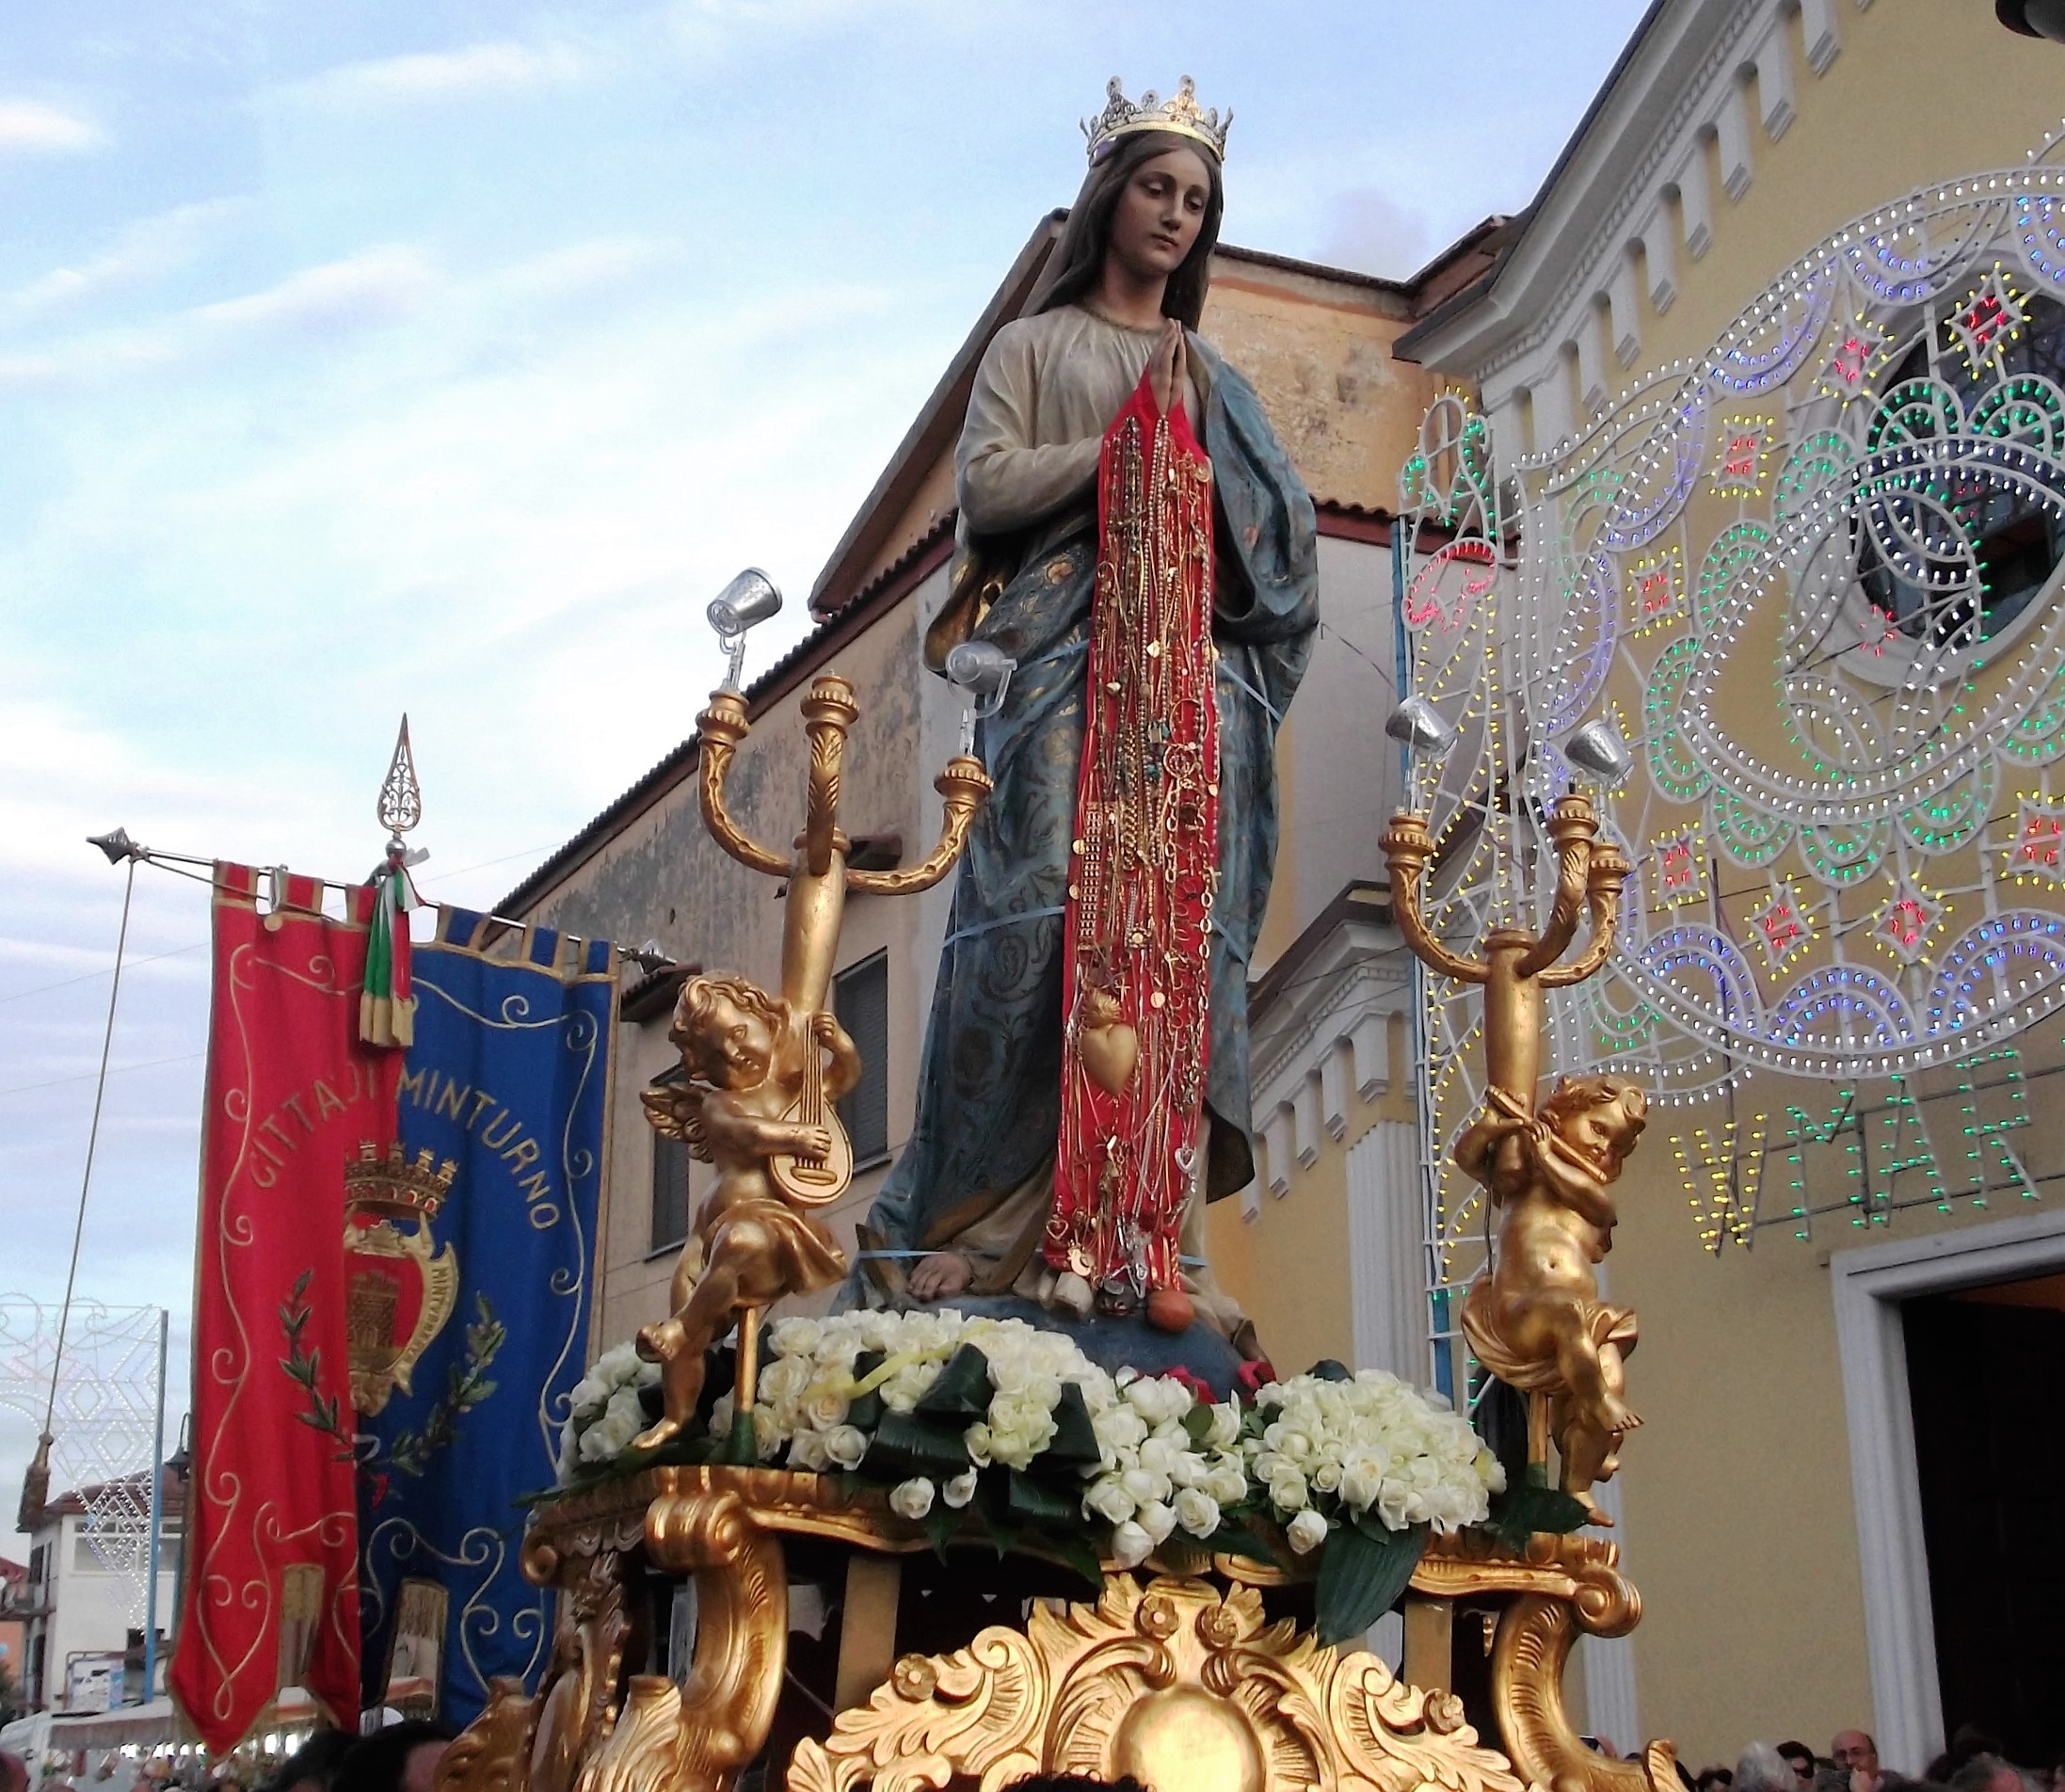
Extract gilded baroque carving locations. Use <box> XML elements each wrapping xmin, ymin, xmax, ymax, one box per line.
<box><xmin>435</xmin><ymin>1678</ymin><xmax>538</xmax><ymax>1792</ymax></box>
<box><xmin>786</xmin><ymin>1574</ymin><xmax>1529</xmax><ymax>1792</ymax></box>
<box><xmin>1493</xmin><ymin>1592</ymin><xmax>1680</xmax><ymax>1792</ymax></box>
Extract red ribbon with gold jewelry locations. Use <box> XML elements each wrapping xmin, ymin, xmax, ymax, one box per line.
<box><xmin>1049</xmin><ymin>365</ymin><xmax>1219</xmax><ymax>1312</ymax></box>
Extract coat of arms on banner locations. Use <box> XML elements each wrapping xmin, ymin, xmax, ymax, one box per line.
<box><xmin>344</xmin><ymin>1141</ymin><xmax>459</xmax><ymax>1416</ymax></box>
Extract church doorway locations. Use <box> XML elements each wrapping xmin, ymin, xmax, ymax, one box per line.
<box><xmin>1902</xmin><ymin>1273</ymin><xmax>2065</xmax><ymax>1766</ymax></box>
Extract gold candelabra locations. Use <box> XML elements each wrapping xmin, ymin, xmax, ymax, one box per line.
<box><xmin>1381</xmin><ymin>792</ymin><xmax>1650</xmax><ymax>1518</ymax></box>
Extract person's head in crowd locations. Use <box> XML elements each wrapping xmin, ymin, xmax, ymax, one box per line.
<box><xmin>264</xmin><ymin>1732</ymin><xmax>358</xmax><ymax>1792</ymax></box>
<box><xmin>0</xmin><ymin>1751</ymin><xmax>28</xmax><ymax>1792</ymax></box>
<box><xmin>332</xmin><ymin>1722</ymin><xmax>456</xmax><ymax>1792</ymax></box>
<box><xmin>1695</xmin><ymin>1768</ymin><xmax>1736</xmax><ymax>1792</ymax></box>
<box><xmin>1780</xmin><ymin>1744</ymin><xmax>1818</xmax><ymax>1788</ymax></box>
<box><xmin>1007</xmin><ymin>1778</ymin><xmax>1150</xmax><ymax>1792</ymax></box>
<box><xmin>1741</xmin><ymin>1744</ymin><xmax>1804</xmax><ymax>1792</ymax></box>
<box><xmin>1833</xmin><ymin>1735</ymin><xmax>1881</xmax><ymax>1786</ymax></box>
<box><xmin>1947</xmin><ymin>1757</ymin><xmax>2024</xmax><ymax>1792</ymax></box>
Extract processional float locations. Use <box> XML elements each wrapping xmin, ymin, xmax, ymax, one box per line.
<box><xmin>431</xmin><ymin>575</ymin><xmax>1684</xmax><ymax>1792</ymax></box>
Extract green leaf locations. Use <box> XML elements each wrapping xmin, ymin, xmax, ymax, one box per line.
<box><xmin>1482</xmin><ymin>1481</ymin><xmax>1591</xmax><ymax>1551</ymax></box>
<box><xmin>1209</xmin><ymin>1524</ymin><xmax>1286</xmax><ymax>1570</ymax></box>
<box><xmin>1004</xmin><ymin>1469</ymin><xmax>1080</xmax><ymax>1528</ymax></box>
<box><xmin>1314</xmin><ymin>1520</ymin><xmax>1427</xmax><ymax>1646</ymax></box>
<box><xmin>1180</xmin><ymin>1403</ymin><xmax>1216</xmax><ymax>1448</ymax></box>
<box><xmin>1043</xmin><ymin>1384</ymin><xmax>1103</xmax><ymax>1469</ymax></box>
<box><xmin>846</xmin><ymin>1352</ymin><xmax>887</xmax><ymax>1432</ymax></box>
<box><xmin>859</xmin><ymin>1411</ymin><xmax>971</xmax><ymax>1482</ymax></box>
<box><xmin>1042</xmin><ymin>1529</ymin><xmax>1106</xmax><ymax>1589</ymax></box>
<box><xmin>920</xmin><ymin>1498</ymin><xmax>959</xmax><ymax>1559</ymax></box>
<box><xmin>913</xmin><ymin>1344</ymin><xmax>992</xmax><ymax>1421</ymax></box>
<box><xmin>971</xmin><ymin>1480</ymin><xmax>1020</xmax><ymax>1560</ymax></box>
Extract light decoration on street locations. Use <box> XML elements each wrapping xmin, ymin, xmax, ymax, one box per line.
<box><xmin>1395</xmin><ymin>142</ymin><xmax>2065</xmax><ymax>1253</ymax></box>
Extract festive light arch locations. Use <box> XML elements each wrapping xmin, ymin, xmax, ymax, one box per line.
<box><xmin>1398</xmin><ymin>139</ymin><xmax>2065</xmax><ymax>1263</ymax></box>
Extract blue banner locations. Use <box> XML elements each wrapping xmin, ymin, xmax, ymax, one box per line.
<box><xmin>357</xmin><ymin>908</ymin><xmax>615</xmax><ymax>1726</ymax></box>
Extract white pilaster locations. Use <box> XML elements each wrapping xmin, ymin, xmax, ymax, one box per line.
<box><xmin>1674</xmin><ymin>143</ymin><xmax>1714</xmax><ymax>260</ymax></box>
<box><xmin>1320</xmin><ymin>1044</ymin><xmax>1349</xmax><ymax>1142</ymax></box>
<box><xmin>1638</xmin><ymin>201</ymin><xmax>1678</xmax><ymax>312</ymax></box>
<box><xmin>1346</xmin><ymin>1120</ymin><xmax>1427</xmax><ymax>1384</ymax></box>
<box><xmin>1800</xmin><ymin>0</ymin><xmax>1842</xmax><ymax>72</ymax></box>
<box><xmin>1715</xmin><ymin>81</ymin><xmax>1753</xmax><ymax>200</ymax></box>
<box><xmin>1605</xmin><ymin>254</ymin><xmax>1641</xmax><ymax>367</ymax></box>
<box><xmin>1753</xmin><ymin>18</ymin><xmax>1796</xmax><ymax>138</ymax></box>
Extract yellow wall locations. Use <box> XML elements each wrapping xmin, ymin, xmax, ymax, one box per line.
<box><xmin>1501</xmin><ymin>1</ymin><xmax>2065</xmax><ymax>1764</ymax></box>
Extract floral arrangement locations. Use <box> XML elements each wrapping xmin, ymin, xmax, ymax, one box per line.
<box><xmin>553</xmin><ymin>1308</ymin><xmax>1552</xmax><ymax>1641</ymax></box>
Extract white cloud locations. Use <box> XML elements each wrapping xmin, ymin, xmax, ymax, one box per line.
<box><xmin>0</xmin><ymin>245</ymin><xmax>441</xmax><ymax>390</ymax></box>
<box><xmin>0</xmin><ymin>98</ymin><xmax>106</xmax><ymax>154</ymax></box>
<box><xmin>3</xmin><ymin>199</ymin><xmax>249</xmax><ymax>323</ymax></box>
<box><xmin>279</xmin><ymin>40</ymin><xmax>589</xmax><ymax>111</ymax></box>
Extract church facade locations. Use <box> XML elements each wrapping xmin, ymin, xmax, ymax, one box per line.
<box><xmin>1394</xmin><ymin>0</ymin><xmax>2065</xmax><ymax>1768</ymax></box>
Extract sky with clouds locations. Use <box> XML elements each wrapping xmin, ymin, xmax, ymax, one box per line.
<box><xmin>0</xmin><ymin>0</ymin><xmax>1648</xmax><ymax>1544</ymax></box>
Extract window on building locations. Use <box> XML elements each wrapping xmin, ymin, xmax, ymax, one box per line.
<box><xmin>1854</xmin><ymin>295</ymin><xmax>2065</xmax><ymax>654</ymax></box>
<box><xmin>650</xmin><ymin>1064</ymin><xmax>691</xmax><ymax>1255</ymax></box>
<box><xmin>835</xmin><ymin>952</ymin><xmax>890</xmax><ymax>1168</ymax></box>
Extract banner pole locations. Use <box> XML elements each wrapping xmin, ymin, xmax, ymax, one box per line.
<box><xmin>142</xmin><ymin>1306</ymin><xmax>168</xmax><ymax>1702</ymax></box>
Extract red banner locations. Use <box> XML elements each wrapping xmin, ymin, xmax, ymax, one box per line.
<box><xmin>170</xmin><ymin>866</ymin><xmax>398</xmax><ymax>1750</ymax></box>
<box><xmin>1049</xmin><ymin>367</ymin><xmax>1220</xmax><ymax>1307</ymax></box>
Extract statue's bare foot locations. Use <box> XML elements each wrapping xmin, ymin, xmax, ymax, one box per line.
<box><xmin>1049</xmin><ymin>1272</ymin><xmax>1095</xmax><ymax>1320</ymax></box>
<box><xmin>1572</xmin><ymin>1487</ymin><xmax>1614</xmax><ymax>1527</ymax></box>
<box><xmin>632</xmin><ymin>1415</ymin><xmax>680</xmax><ymax>1451</ymax></box>
<box><xmin>635</xmin><ymin>1319</ymin><xmax>684</xmax><ymax>1363</ymax></box>
<box><xmin>907</xmin><ymin>1252</ymin><xmax>972</xmax><ymax>1303</ymax></box>
<box><xmin>1601</xmin><ymin>1399</ymin><xmax>1643</xmax><ymax>1434</ymax></box>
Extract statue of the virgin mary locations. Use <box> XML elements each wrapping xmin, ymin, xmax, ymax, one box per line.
<box><xmin>849</xmin><ymin>79</ymin><xmax>1318</xmax><ymax>1367</ymax></box>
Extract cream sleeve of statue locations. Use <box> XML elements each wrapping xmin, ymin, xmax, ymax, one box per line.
<box><xmin>954</xmin><ymin>307</ymin><xmax>1191</xmax><ymax>536</ymax></box>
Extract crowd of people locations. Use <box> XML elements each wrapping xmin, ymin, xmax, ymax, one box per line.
<box><xmin>1689</xmin><ymin>1728</ymin><xmax>2061</xmax><ymax>1792</ymax></box>
<box><xmin>0</xmin><ymin>1720</ymin><xmax>455</xmax><ymax>1792</ymax></box>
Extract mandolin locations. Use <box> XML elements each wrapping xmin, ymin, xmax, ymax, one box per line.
<box><xmin>769</xmin><ymin>1016</ymin><xmax>854</xmax><ymax>1206</ymax></box>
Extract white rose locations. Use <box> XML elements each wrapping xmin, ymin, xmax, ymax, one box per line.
<box><xmin>1204</xmin><ymin>1455</ymin><xmax>1247</xmax><ymax>1506</ymax></box>
<box><xmin>804</xmin><ymin>1388</ymin><xmax>850</xmax><ymax>1432</ymax></box>
<box><xmin>1135</xmin><ymin>1500</ymin><xmax>1177</xmax><ymax>1545</ymax></box>
<box><xmin>758</xmin><ymin>1357</ymin><xmax>809</xmax><ymax>1405</ymax></box>
<box><xmin>1109</xmin><ymin>1520</ymin><xmax>1153</xmax><ymax>1569</ymax></box>
<box><xmin>1287</xmin><ymin>1510</ymin><xmax>1329</xmax><ymax>1555</ymax></box>
<box><xmin>941</xmin><ymin>1470</ymin><xmax>979</xmax><ymax>1510</ymax></box>
<box><xmin>963</xmin><ymin>1422</ymin><xmax>993</xmax><ymax>1467</ymax></box>
<box><xmin>1172</xmin><ymin>1488</ymin><xmax>1221</xmax><ymax>1539</ymax></box>
<box><xmin>1267</xmin><ymin>1468</ymin><xmax>1309</xmax><ymax>1512</ymax></box>
<box><xmin>1206</xmin><ymin>1402</ymin><xmax>1241</xmax><ymax>1449</ymax></box>
<box><xmin>1083</xmin><ymin>1477</ymin><xmax>1136</xmax><ymax>1527</ymax></box>
<box><xmin>1137</xmin><ymin>1436</ymin><xmax>1180</xmax><ymax>1479</ymax></box>
<box><xmin>1337</xmin><ymin>1460</ymin><xmax>1381</xmax><ymax>1512</ymax></box>
<box><xmin>824</xmin><ymin>1425</ymin><xmax>869</xmax><ymax>1470</ymax></box>
<box><xmin>1093</xmin><ymin>1405</ymin><xmax>1148</xmax><ymax>1453</ymax></box>
<box><xmin>1312</xmin><ymin>1462</ymin><xmax>1342</xmax><ymax>1496</ymax></box>
<box><xmin>1374</xmin><ymin>1481</ymin><xmax>1413</xmax><ymax>1529</ymax></box>
<box><xmin>1121</xmin><ymin>1466</ymin><xmax>1172</xmax><ymax>1508</ymax></box>
<box><xmin>769</xmin><ymin>1318</ymin><xmax>821</xmax><ymax>1359</ymax></box>
<box><xmin>889</xmin><ymin>1478</ymin><xmax>936</xmax><ymax>1521</ymax></box>
<box><xmin>787</xmin><ymin>1429</ymin><xmax>832</xmax><ymax>1473</ymax></box>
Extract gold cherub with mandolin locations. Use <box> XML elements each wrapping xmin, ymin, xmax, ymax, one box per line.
<box><xmin>630</xmin><ymin>664</ymin><xmax>992</xmax><ymax>1444</ymax></box>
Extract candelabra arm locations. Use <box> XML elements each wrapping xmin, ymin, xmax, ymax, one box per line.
<box><xmin>1381</xmin><ymin>812</ymin><xmax>1489</xmax><ymax>985</ymax></box>
<box><xmin>697</xmin><ymin>693</ymin><xmax>791</xmax><ymax>879</ymax></box>
<box><xmin>847</xmin><ymin>757</ymin><xmax>994</xmax><ymax>898</ymax></box>
<box><xmin>800</xmin><ymin>679</ymin><xmax>860</xmax><ymax>879</ymax></box>
<box><xmin>1516</xmin><ymin>795</ymin><xmax>1600</xmax><ymax>978</ymax></box>
<box><xmin>1538</xmin><ymin>846</ymin><xmax>1630</xmax><ymax>990</ymax></box>
<box><xmin>1393</xmin><ymin>872</ymin><xmax>1489</xmax><ymax>986</ymax></box>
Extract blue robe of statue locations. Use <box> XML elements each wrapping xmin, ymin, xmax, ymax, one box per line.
<box><xmin>849</xmin><ymin>315</ymin><xmax>1318</xmax><ymax>1305</ymax></box>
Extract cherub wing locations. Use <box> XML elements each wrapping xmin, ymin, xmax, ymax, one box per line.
<box><xmin>640</xmin><ymin>1080</ymin><xmax>714</xmax><ymax>1162</ymax></box>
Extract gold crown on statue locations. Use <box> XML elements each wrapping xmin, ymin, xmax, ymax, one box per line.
<box><xmin>345</xmin><ymin>1139</ymin><xmax>457</xmax><ymax>1221</ymax></box>
<box><xmin>1081</xmin><ymin>75</ymin><xmax>1230</xmax><ymax>165</ymax></box>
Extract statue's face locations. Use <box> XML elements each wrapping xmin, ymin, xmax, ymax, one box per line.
<box><xmin>696</xmin><ymin>994</ymin><xmax>774</xmax><ymax>1090</ymax></box>
<box><xmin>1107</xmin><ymin>145</ymin><xmax>1213</xmax><ymax>286</ymax></box>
